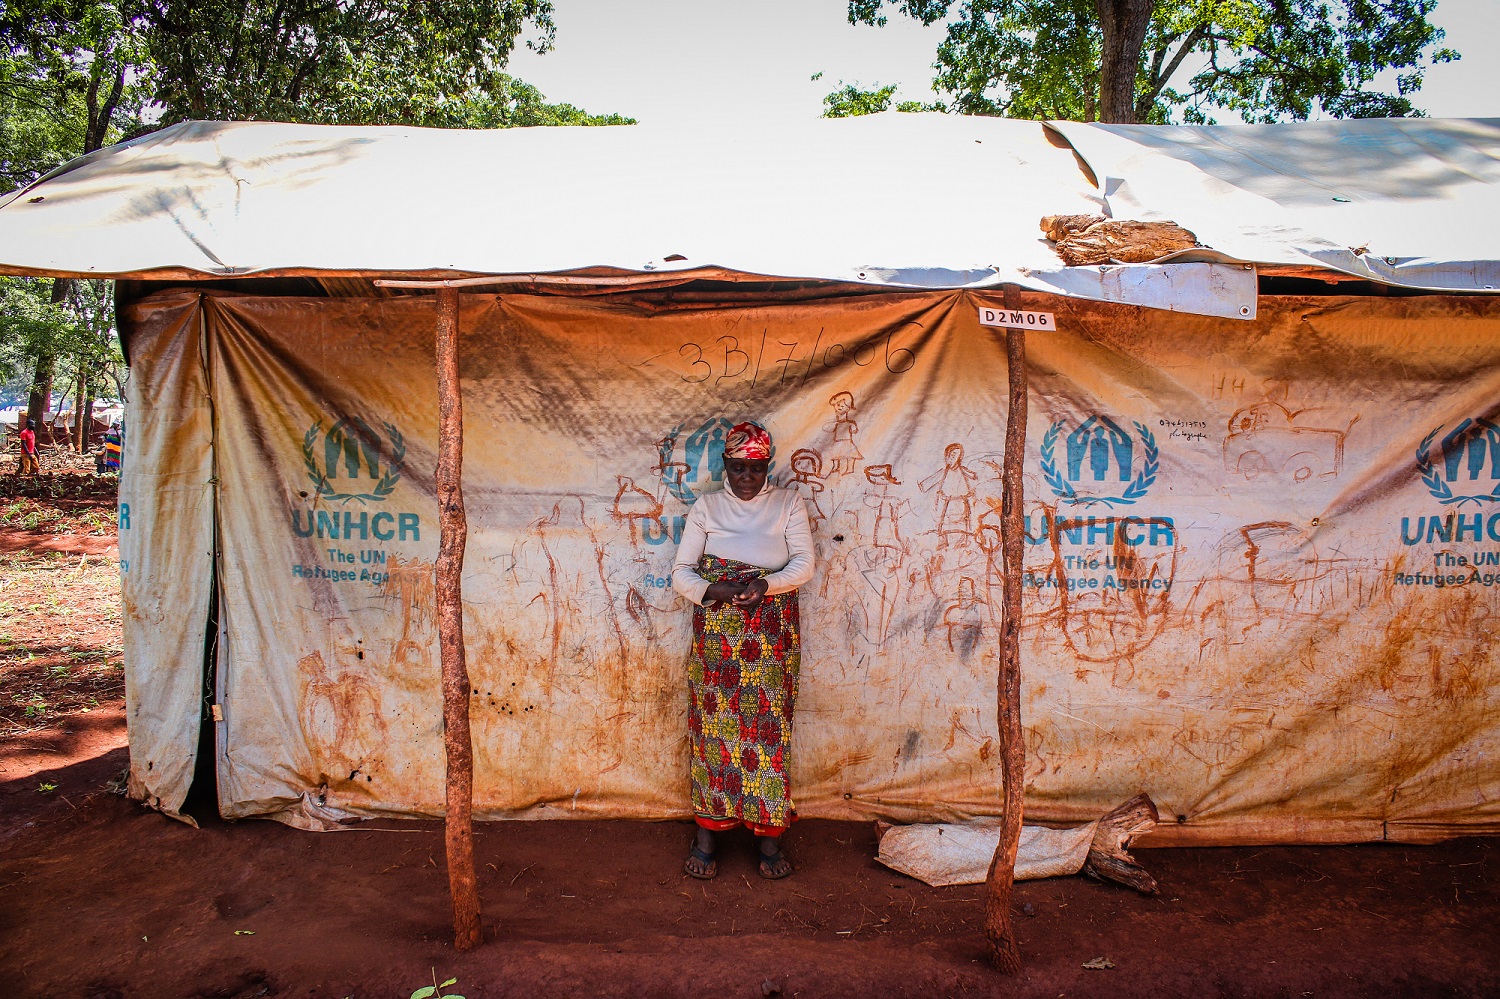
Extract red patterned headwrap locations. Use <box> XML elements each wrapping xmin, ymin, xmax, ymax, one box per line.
<box><xmin>724</xmin><ymin>422</ymin><xmax>772</xmax><ymax>460</ymax></box>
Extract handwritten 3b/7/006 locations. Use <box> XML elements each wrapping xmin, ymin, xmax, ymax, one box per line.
<box><xmin>674</xmin><ymin>325</ymin><xmax>919</xmax><ymax>388</ymax></box>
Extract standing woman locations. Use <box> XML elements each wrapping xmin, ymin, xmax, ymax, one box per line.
<box><xmin>673</xmin><ymin>422</ymin><xmax>814</xmax><ymax>879</ymax></box>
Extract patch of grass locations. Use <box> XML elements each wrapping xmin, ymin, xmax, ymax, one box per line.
<box><xmin>78</xmin><ymin>509</ymin><xmax>115</xmax><ymax>534</ymax></box>
<box><xmin>0</xmin><ymin>495</ymin><xmax>118</xmax><ymax>535</ymax></box>
<box><xmin>0</xmin><ymin>546</ymin><xmax>123</xmax><ymax>736</ymax></box>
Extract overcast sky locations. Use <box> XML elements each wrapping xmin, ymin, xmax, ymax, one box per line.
<box><xmin>505</xmin><ymin>0</ymin><xmax>1497</xmax><ymax>127</ymax></box>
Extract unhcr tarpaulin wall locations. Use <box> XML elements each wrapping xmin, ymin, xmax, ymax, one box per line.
<box><xmin>118</xmin><ymin>291</ymin><xmax>215</xmax><ymax>817</ymax></box>
<box><xmin>121</xmin><ymin>288</ymin><xmax>1500</xmax><ymax>843</ymax></box>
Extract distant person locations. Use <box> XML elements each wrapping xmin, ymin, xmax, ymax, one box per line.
<box><xmin>102</xmin><ymin>422</ymin><xmax>122</xmax><ymax>473</ymax></box>
<box><xmin>17</xmin><ymin>418</ymin><xmax>39</xmax><ymax>475</ymax></box>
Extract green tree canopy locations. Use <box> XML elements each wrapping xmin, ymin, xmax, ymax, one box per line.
<box><xmin>0</xmin><ymin>0</ymin><xmax>632</xmax><ymax>188</ymax></box>
<box><xmin>136</xmin><ymin>0</ymin><xmax>558</xmax><ymax>125</ymax></box>
<box><xmin>843</xmin><ymin>0</ymin><xmax>1458</xmax><ymax>124</ymax></box>
<box><xmin>0</xmin><ymin>51</ymin><xmax>84</xmax><ymax>188</ymax></box>
<box><xmin>0</xmin><ymin>276</ymin><xmax>122</xmax><ymax>410</ymax></box>
<box><xmin>0</xmin><ymin>0</ymin><xmax>633</xmax><ymax>436</ymax></box>
<box><xmin>822</xmin><ymin>80</ymin><xmax>945</xmax><ymax>117</ymax></box>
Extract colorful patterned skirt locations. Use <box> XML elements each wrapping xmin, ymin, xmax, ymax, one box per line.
<box><xmin>689</xmin><ymin>554</ymin><xmax>801</xmax><ymax>836</ymax></box>
<box><xmin>103</xmin><ymin>432</ymin><xmax>122</xmax><ymax>472</ymax></box>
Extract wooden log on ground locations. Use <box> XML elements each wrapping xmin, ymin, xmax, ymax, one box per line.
<box><xmin>434</xmin><ymin>285</ymin><xmax>482</xmax><ymax>951</ymax></box>
<box><xmin>983</xmin><ymin>284</ymin><xmax>1029</xmax><ymax>974</ymax></box>
<box><xmin>1083</xmin><ymin>793</ymin><xmax>1160</xmax><ymax>895</ymax></box>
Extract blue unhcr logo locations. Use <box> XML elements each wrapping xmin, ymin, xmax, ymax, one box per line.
<box><xmin>303</xmin><ymin>417</ymin><xmax>405</xmax><ymax>504</ymax></box>
<box><xmin>1039</xmin><ymin>415</ymin><xmax>1158</xmax><ymax>508</ymax></box>
<box><xmin>1417</xmin><ymin>417</ymin><xmax>1500</xmax><ymax>507</ymax></box>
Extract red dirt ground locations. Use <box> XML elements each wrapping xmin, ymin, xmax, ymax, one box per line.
<box><xmin>1</xmin><ymin>710</ymin><xmax>1495</xmax><ymax>999</ymax></box>
<box><xmin>0</xmin><ymin>510</ymin><xmax>1495</xmax><ymax>998</ymax></box>
<box><xmin>0</xmin><ymin>528</ymin><xmax>118</xmax><ymax>554</ymax></box>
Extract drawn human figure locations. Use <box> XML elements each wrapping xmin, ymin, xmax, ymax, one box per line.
<box><xmin>653</xmin><ymin>428</ymin><xmax>692</xmax><ymax>504</ymax></box>
<box><xmin>612</xmin><ymin>475</ymin><xmax>663</xmax><ymax>546</ymax></box>
<box><xmin>522</xmin><ymin>501</ymin><xmax>584</xmax><ymax>671</ymax></box>
<box><xmin>943</xmin><ymin>576</ymin><xmax>987</xmax><ymax>660</ymax></box>
<box><xmin>864</xmin><ymin>464</ymin><xmax>906</xmax><ymax>553</ymax></box>
<box><xmin>919</xmin><ymin>442</ymin><xmax>978</xmax><ymax>548</ymax></box>
<box><xmin>625</xmin><ymin>586</ymin><xmax>660</xmax><ymax>643</ymax></box>
<box><xmin>975</xmin><ymin>517</ymin><xmax>1004</xmax><ymax>625</ymax></box>
<box><xmin>298</xmin><ymin>649</ymin><xmax>386</xmax><ymax>780</ymax></box>
<box><xmin>825</xmin><ymin>391</ymin><xmax>864</xmax><ymax>475</ymax></box>
<box><xmin>1067</xmin><ymin>416</ymin><xmax>1132</xmax><ymax>482</ymax></box>
<box><xmin>381</xmin><ymin>557</ymin><xmax>436</xmax><ymax>670</ymax></box>
<box><xmin>787</xmin><ymin>448</ymin><xmax>830</xmax><ymax>530</ymax></box>
<box><xmin>533</xmin><ymin>495</ymin><xmax>630</xmax><ymax>668</ymax></box>
<box><xmin>860</xmin><ymin>464</ymin><xmax>909</xmax><ymax>643</ymax></box>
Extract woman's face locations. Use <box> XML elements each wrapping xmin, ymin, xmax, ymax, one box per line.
<box><xmin>724</xmin><ymin>455</ymin><xmax>770</xmax><ymax>500</ymax></box>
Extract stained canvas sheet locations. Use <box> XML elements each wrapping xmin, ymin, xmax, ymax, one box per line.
<box><xmin>117</xmin><ymin>292</ymin><xmax>214</xmax><ymax>819</ymax></box>
<box><xmin>121</xmin><ymin>289</ymin><xmax>1500</xmax><ymax>842</ymax></box>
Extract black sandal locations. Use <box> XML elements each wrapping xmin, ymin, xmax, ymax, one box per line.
<box><xmin>684</xmin><ymin>843</ymin><xmax>718</xmax><ymax>880</ymax></box>
<box><xmin>758</xmin><ymin>845</ymin><xmax>793</xmax><ymax>880</ymax></box>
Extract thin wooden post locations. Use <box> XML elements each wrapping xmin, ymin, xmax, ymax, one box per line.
<box><xmin>434</xmin><ymin>286</ymin><xmax>482</xmax><ymax>951</ymax></box>
<box><xmin>983</xmin><ymin>285</ymin><xmax>1028</xmax><ymax>973</ymax></box>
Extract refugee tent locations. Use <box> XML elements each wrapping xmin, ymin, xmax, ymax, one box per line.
<box><xmin>2</xmin><ymin>113</ymin><xmax>1498</xmax><ymax>846</ymax></box>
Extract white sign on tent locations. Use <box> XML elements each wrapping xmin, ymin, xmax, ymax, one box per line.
<box><xmin>978</xmin><ymin>307</ymin><xmax>1056</xmax><ymax>330</ymax></box>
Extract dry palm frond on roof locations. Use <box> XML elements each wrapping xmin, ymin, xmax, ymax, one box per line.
<box><xmin>1041</xmin><ymin>214</ymin><xmax>1199</xmax><ymax>266</ymax></box>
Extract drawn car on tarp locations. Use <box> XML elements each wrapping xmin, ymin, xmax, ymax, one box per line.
<box><xmin>1223</xmin><ymin>401</ymin><xmax>1355</xmax><ymax>482</ymax></box>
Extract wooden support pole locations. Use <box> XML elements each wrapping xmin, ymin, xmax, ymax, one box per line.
<box><xmin>434</xmin><ymin>286</ymin><xmax>482</xmax><ymax>951</ymax></box>
<box><xmin>983</xmin><ymin>285</ymin><xmax>1029</xmax><ymax>973</ymax></box>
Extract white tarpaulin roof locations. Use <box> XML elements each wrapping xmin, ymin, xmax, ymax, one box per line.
<box><xmin>1050</xmin><ymin>117</ymin><xmax>1500</xmax><ymax>293</ymax></box>
<box><xmin>1</xmin><ymin>114</ymin><xmax>1498</xmax><ymax>315</ymax></box>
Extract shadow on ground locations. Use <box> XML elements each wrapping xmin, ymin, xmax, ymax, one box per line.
<box><xmin>0</xmin><ymin>756</ymin><xmax>1494</xmax><ymax>999</ymax></box>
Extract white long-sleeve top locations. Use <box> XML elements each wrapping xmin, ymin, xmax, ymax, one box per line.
<box><xmin>672</xmin><ymin>484</ymin><xmax>815</xmax><ymax>605</ymax></box>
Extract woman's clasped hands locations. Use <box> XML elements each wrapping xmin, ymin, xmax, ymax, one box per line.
<box><xmin>703</xmin><ymin>577</ymin><xmax>769</xmax><ymax>611</ymax></box>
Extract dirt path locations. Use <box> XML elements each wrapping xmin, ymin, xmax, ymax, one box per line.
<box><xmin>0</xmin><ymin>744</ymin><xmax>1494</xmax><ymax>999</ymax></box>
<box><xmin>0</xmin><ymin>528</ymin><xmax>118</xmax><ymax>555</ymax></box>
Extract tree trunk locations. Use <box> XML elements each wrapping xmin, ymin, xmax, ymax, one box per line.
<box><xmin>51</xmin><ymin>380</ymin><xmax>69</xmax><ymax>427</ymax></box>
<box><xmin>72</xmin><ymin>373</ymin><xmax>87</xmax><ymax>453</ymax></box>
<box><xmin>1095</xmin><ymin>0</ymin><xmax>1154</xmax><ymax>123</ymax></box>
<box><xmin>26</xmin><ymin>279</ymin><xmax>70</xmax><ymax>436</ymax></box>
<box><xmin>25</xmin><ymin>357</ymin><xmax>53</xmax><ymax>441</ymax></box>
<box><xmin>434</xmin><ymin>286</ymin><xmax>482</xmax><ymax>952</ymax></box>
<box><xmin>82</xmin><ymin>389</ymin><xmax>96</xmax><ymax>455</ymax></box>
<box><xmin>983</xmin><ymin>285</ymin><xmax>1029</xmax><ymax>973</ymax></box>
<box><xmin>84</xmin><ymin>64</ymin><xmax>126</xmax><ymax>155</ymax></box>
